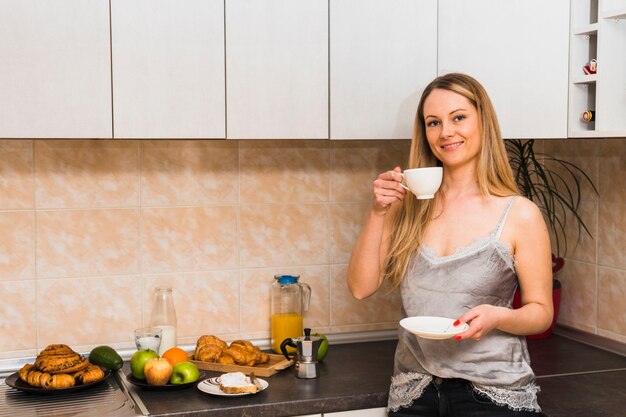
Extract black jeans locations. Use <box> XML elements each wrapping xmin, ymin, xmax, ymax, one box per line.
<box><xmin>388</xmin><ymin>378</ymin><xmax>543</xmax><ymax>417</ymax></box>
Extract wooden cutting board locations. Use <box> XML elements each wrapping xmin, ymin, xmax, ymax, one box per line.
<box><xmin>190</xmin><ymin>354</ymin><xmax>293</xmax><ymax>377</ymax></box>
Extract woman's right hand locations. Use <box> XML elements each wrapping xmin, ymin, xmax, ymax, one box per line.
<box><xmin>372</xmin><ymin>166</ymin><xmax>407</xmax><ymax>213</ymax></box>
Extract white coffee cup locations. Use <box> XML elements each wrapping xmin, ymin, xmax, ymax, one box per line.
<box><xmin>399</xmin><ymin>167</ymin><xmax>443</xmax><ymax>199</ymax></box>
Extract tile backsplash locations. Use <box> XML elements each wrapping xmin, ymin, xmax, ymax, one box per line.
<box><xmin>0</xmin><ymin>139</ymin><xmax>407</xmax><ymax>359</ymax></box>
<box><xmin>1</xmin><ymin>138</ymin><xmax>625</xmax><ymax>359</ymax></box>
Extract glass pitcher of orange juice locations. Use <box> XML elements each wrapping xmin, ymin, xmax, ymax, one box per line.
<box><xmin>271</xmin><ymin>275</ymin><xmax>311</xmax><ymax>354</ymax></box>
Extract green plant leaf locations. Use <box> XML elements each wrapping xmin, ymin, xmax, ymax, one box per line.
<box><xmin>505</xmin><ymin>139</ymin><xmax>598</xmax><ymax>259</ymax></box>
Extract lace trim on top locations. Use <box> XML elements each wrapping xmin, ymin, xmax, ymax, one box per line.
<box><xmin>388</xmin><ymin>372</ymin><xmax>432</xmax><ymax>412</ymax></box>
<box><xmin>420</xmin><ymin>234</ymin><xmax>515</xmax><ymax>271</ymax></box>
<box><xmin>388</xmin><ymin>372</ymin><xmax>541</xmax><ymax>413</ymax></box>
<box><xmin>473</xmin><ymin>381</ymin><xmax>541</xmax><ymax>412</ymax></box>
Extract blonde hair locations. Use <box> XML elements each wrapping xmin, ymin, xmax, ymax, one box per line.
<box><xmin>385</xmin><ymin>73</ymin><xmax>519</xmax><ymax>288</ymax></box>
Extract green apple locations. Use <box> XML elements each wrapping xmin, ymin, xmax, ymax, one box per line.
<box><xmin>312</xmin><ymin>333</ymin><xmax>329</xmax><ymax>362</ymax></box>
<box><xmin>169</xmin><ymin>361</ymin><xmax>200</xmax><ymax>384</ymax></box>
<box><xmin>130</xmin><ymin>349</ymin><xmax>158</xmax><ymax>380</ymax></box>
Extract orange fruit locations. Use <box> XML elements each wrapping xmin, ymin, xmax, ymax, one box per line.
<box><xmin>162</xmin><ymin>347</ymin><xmax>189</xmax><ymax>366</ymax></box>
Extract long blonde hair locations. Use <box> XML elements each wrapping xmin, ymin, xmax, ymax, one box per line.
<box><xmin>385</xmin><ymin>73</ymin><xmax>519</xmax><ymax>288</ymax></box>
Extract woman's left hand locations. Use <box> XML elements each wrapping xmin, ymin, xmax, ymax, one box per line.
<box><xmin>452</xmin><ymin>304</ymin><xmax>511</xmax><ymax>341</ymax></box>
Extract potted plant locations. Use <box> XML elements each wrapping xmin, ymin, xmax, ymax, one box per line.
<box><xmin>505</xmin><ymin>139</ymin><xmax>598</xmax><ymax>338</ymax></box>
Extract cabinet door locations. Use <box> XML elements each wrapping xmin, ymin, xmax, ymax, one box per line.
<box><xmin>0</xmin><ymin>0</ymin><xmax>112</xmax><ymax>139</ymax></box>
<box><xmin>226</xmin><ymin>0</ymin><xmax>328</xmax><ymax>139</ymax></box>
<box><xmin>111</xmin><ymin>0</ymin><xmax>225</xmax><ymax>139</ymax></box>
<box><xmin>330</xmin><ymin>0</ymin><xmax>437</xmax><ymax>140</ymax></box>
<box><xmin>438</xmin><ymin>0</ymin><xmax>570</xmax><ymax>139</ymax></box>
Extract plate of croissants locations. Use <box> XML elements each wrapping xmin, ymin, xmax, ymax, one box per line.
<box><xmin>5</xmin><ymin>344</ymin><xmax>110</xmax><ymax>394</ymax></box>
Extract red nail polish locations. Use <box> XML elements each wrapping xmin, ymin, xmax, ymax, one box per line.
<box><xmin>454</xmin><ymin>335</ymin><xmax>462</xmax><ymax>340</ymax></box>
<box><xmin>453</xmin><ymin>320</ymin><xmax>460</xmax><ymax>327</ymax></box>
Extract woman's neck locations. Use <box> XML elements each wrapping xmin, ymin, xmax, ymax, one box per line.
<box><xmin>439</xmin><ymin>163</ymin><xmax>481</xmax><ymax>199</ymax></box>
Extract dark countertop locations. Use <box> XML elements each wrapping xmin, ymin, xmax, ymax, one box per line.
<box><xmin>124</xmin><ymin>334</ymin><xmax>626</xmax><ymax>417</ymax></box>
<box><xmin>126</xmin><ymin>340</ymin><xmax>396</xmax><ymax>417</ymax></box>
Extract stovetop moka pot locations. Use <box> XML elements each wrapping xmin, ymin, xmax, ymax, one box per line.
<box><xmin>280</xmin><ymin>328</ymin><xmax>323</xmax><ymax>379</ymax></box>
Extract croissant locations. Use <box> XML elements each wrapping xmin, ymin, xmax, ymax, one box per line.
<box><xmin>44</xmin><ymin>373</ymin><xmax>76</xmax><ymax>389</ymax></box>
<box><xmin>26</xmin><ymin>369</ymin><xmax>52</xmax><ymax>388</ymax></box>
<box><xmin>193</xmin><ymin>336</ymin><xmax>270</xmax><ymax>367</ymax></box>
<box><xmin>72</xmin><ymin>364</ymin><xmax>105</xmax><ymax>384</ymax></box>
<box><xmin>217</xmin><ymin>355</ymin><xmax>236</xmax><ymax>365</ymax></box>
<box><xmin>222</xmin><ymin>340</ymin><xmax>268</xmax><ymax>366</ymax></box>
<box><xmin>194</xmin><ymin>335</ymin><xmax>228</xmax><ymax>363</ymax></box>
<box><xmin>18</xmin><ymin>364</ymin><xmax>35</xmax><ymax>382</ymax></box>
<box><xmin>35</xmin><ymin>354</ymin><xmax>88</xmax><ymax>374</ymax></box>
<box><xmin>37</xmin><ymin>344</ymin><xmax>76</xmax><ymax>357</ymax></box>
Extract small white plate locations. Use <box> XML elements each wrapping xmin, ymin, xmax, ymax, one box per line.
<box><xmin>400</xmin><ymin>316</ymin><xmax>469</xmax><ymax>340</ymax></box>
<box><xmin>197</xmin><ymin>377</ymin><xmax>268</xmax><ymax>397</ymax></box>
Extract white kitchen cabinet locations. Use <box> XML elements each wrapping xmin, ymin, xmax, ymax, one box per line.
<box><xmin>0</xmin><ymin>0</ymin><xmax>112</xmax><ymax>139</ymax></box>
<box><xmin>438</xmin><ymin>0</ymin><xmax>570</xmax><ymax>139</ymax></box>
<box><xmin>330</xmin><ymin>0</ymin><xmax>437</xmax><ymax>140</ymax></box>
<box><xmin>111</xmin><ymin>0</ymin><xmax>225</xmax><ymax>139</ymax></box>
<box><xmin>568</xmin><ymin>0</ymin><xmax>626</xmax><ymax>137</ymax></box>
<box><xmin>324</xmin><ymin>407</ymin><xmax>388</xmax><ymax>416</ymax></box>
<box><xmin>226</xmin><ymin>0</ymin><xmax>328</xmax><ymax>139</ymax></box>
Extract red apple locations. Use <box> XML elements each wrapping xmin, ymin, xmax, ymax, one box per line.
<box><xmin>144</xmin><ymin>357</ymin><xmax>173</xmax><ymax>385</ymax></box>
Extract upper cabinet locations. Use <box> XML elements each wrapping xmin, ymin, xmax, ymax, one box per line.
<box><xmin>226</xmin><ymin>0</ymin><xmax>328</xmax><ymax>139</ymax></box>
<box><xmin>569</xmin><ymin>0</ymin><xmax>626</xmax><ymax>138</ymax></box>
<box><xmin>111</xmin><ymin>0</ymin><xmax>225</xmax><ymax>139</ymax></box>
<box><xmin>329</xmin><ymin>0</ymin><xmax>437</xmax><ymax>140</ymax></box>
<box><xmin>0</xmin><ymin>0</ymin><xmax>112</xmax><ymax>139</ymax></box>
<box><xmin>438</xmin><ymin>0</ymin><xmax>570</xmax><ymax>139</ymax></box>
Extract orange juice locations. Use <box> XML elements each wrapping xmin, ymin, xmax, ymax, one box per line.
<box><xmin>271</xmin><ymin>312</ymin><xmax>303</xmax><ymax>354</ymax></box>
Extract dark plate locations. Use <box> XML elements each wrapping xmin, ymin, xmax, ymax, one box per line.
<box><xmin>125</xmin><ymin>371</ymin><xmax>206</xmax><ymax>390</ymax></box>
<box><xmin>4</xmin><ymin>368</ymin><xmax>111</xmax><ymax>395</ymax></box>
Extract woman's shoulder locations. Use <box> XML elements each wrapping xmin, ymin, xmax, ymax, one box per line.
<box><xmin>507</xmin><ymin>196</ymin><xmax>546</xmax><ymax>229</ymax></box>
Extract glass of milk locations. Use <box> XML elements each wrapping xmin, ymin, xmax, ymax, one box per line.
<box><xmin>134</xmin><ymin>327</ymin><xmax>162</xmax><ymax>352</ymax></box>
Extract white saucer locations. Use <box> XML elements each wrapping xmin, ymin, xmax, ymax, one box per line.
<box><xmin>400</xmin><ymin>316</ymin><xmax>469</xmax><ymax>340</ymax></box>
<box><xmin>197</xmin><ymin>377</ymin><xmax>268</xmax><ymax>397</ymax></box>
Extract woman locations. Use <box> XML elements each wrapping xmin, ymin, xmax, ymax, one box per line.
<box><xmin>347</xmin><ymin>73</ymin><xmax>552</xmax><ymax>416</ymax></box>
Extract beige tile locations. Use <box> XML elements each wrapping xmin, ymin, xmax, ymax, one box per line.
<box><xmin>144</xmin><ymin>271</ymin><xmax>240</xmax><ymax>344</ymax></box>
<box><xmin>34</xmin><ymin>140</ymin><xmax>139</xmax><ymax>209</ymax></box>
<box><xmin>331</xmin><ymin>140</ymin><xmax>410</xmax><ymax>203</ymax></box>
<box><xmin>560</xmin><ymin>200</ymin><xmax>597</xmax><ymax>263</ymax></box>
<box><xmin>38</xmin><ymin>275</ymin><xmax>142</xmax><ymax>349</ymax></box>
<box><xmin>599</xmin><ymin>139</ymin><xmax>626</xmax><ymax>204</ymax></box>
<box><xmin>0</xmin><ymin>140</ymin><xmax>34</xmax><ymax>209</ymax></box>
<box><xmin>330</xmin><ymin>264</ymin><xmax>401</xmax><ymax>326</ymax></box>
<box><xmin>598</xmin><ymin>203</ymin><xmax>626</xmax><ymax>269</ymax></box>
<box><xmin>542</xmin><ymin>139</ymin><xmax>597</xmax><ymax>159</ymax></box>
<box><xmin>540</xmin><ymin>139</ymin><xmax>599</xmax><ymax>206</ymax></box>
<box><xmin>141</xmin><ymin>206</ymin><xmax>237</xmax><ymax>273</ymax></box>
<box><xmin>597</xmin><ymin>267</ymin><xmax>626</xmax><ymax>337</ymax></box>
<box><xmin>597</xmin><ymin>329</ymin><xmax>626</xmax><ymax>344</ymax></box>
<box><xmin>0</xmin><ymin>280</ymin><xmax>36</xmax><ymax>354</ymax></box>
<box><xmin>239</xmin><ymin>203</ymin><xmax>328</xmax><ymax>267</ymax></box>
<box><xmin>0</xmin><ymin>211</ymin><xmax>34</xmax><ymax>281</ymax></box>
<box><xmin>141</xmin><ymin>141</ymin><xmax>238</xmax><ymax>207</ymax></box>
<box><xmin>557</xmin><ymin>319</ymin><xmax>597</xmax><ymax>335</ymax></box>
<box><xmin>36</xmin><ymin>209</ymin><xmax>140</xmax><ymax>279</ymax></box>
<box><xmin>330</xmin><ymin>202</ymin><xmax>370</xmax><ymax>264</ymax></box>
<box><xmin>240</xmin><ymin>266</ymin><xmax>330</xmax><ymax>336</ymax></box>
<box><xmin>557</xmin><ymin>260</ymin><xmax>596</xmax><ymax>329</ymax></box>
<box><xmin>240</xmin><ymin>140</ymin><xmax>329</xmax><ymax>203</ymax></box>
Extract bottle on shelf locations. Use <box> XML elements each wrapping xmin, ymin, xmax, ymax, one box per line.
<box><xmin>151</xmin><ymin>286</ymin><xmax>177</xmax><ymax>356</ymax></box>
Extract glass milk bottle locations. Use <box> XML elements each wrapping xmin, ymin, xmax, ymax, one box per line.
<box><xmin>151</xmin><ymin>286</ymin><xmax>177</xmax><ymax>356</ymax></box>
<box><xmin>271</xmin><ymin>275</ymin><xmax>311</xmax><ymax>354</ymax></box>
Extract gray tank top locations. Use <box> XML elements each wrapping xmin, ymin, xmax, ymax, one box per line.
<box><xmin>388</xmin><ymin>197</ymin><xmax>541</xmax><ymax>413</ymax></box>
